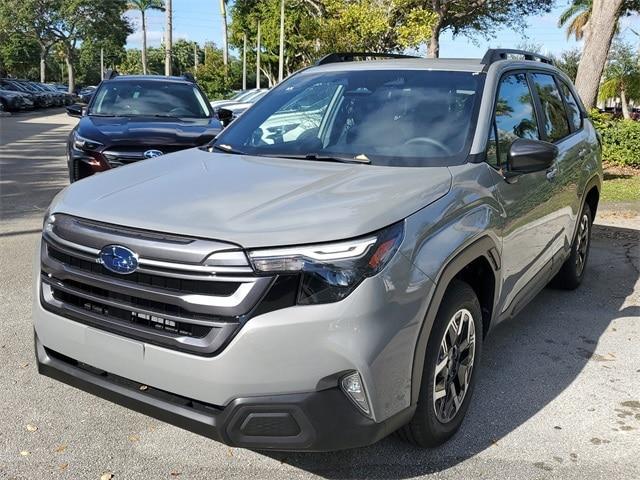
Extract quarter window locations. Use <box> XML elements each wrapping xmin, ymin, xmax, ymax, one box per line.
<box><xmin>531</xmin><ymin>74</ymin><xmax>570</xmax><ymax>142</ymax></box>
<box><xmin>487</xmin><ymin>73</ymin><xmax>539</xmax><ymax>168</ymax></box>
<box><xmin>558</xmin><ymin>80</ymin><xmax>582</xmax><ymax>131</ymax></box>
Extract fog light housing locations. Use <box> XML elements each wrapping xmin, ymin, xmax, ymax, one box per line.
<box><xmin>341</xmin><ymin>371</ymin><xmax>371</xmax><ymax>416</ymax></box>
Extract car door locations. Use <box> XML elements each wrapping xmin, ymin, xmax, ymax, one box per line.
<box><xmin>486</xmin><ymin>72</ymin><xmax>565</xmax><ymax>316</ymax></box>
<box><xmin>529</xmin><ymin>72</ymin><xmax>584</xmax><ymax>250</ymax></box>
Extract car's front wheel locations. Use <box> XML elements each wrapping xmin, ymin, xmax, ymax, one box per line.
<box><xmin>398</xmin><ymin>280</ymin><xmax>482</xmax><ymax>447</ymax></box>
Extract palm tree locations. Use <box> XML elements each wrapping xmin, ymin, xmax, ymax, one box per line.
<box><xmin>558</xmin><ymin>0</ymin><xmax>592</xmax><ymax>40</ymax></box>
<box><xmin>128</xmin><ymin>0</ymin><xmax>166</xmax><ymax>74</ymax></box>
<box><xmin>219</xmin><ymin>0</ymin><xmax>228</xmax><ymax>73</ymax></box>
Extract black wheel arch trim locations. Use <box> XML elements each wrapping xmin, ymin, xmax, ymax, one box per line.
<box><xmin>410</xmin><ymin>235</ymin><xmax>500</xmax><ymax>405</ymax></box>
<box><xmin>574</xmin><ymin>173</ymin><xmax>601</xmax><ymax>242</ymax></box>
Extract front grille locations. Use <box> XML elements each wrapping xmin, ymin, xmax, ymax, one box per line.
<box><xmin>102</xmin><ymin>146</ymin><xmax>188</xmax><ymax>168</ymax></box>
<box><xmin>40</xmin><ymin>214</ymin><xmax>273</xmax><ymax>356</ymax></box>
<box><xmin>48</xmin><ymin>246</ymin><xmax>238</xmax><ymax>297</ymax></box>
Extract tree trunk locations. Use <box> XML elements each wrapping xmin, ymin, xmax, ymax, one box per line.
<box><xmin>141</xmin><ymin>10</ymin><xmax>148</xmax><ymax>75</ymax></box>
<box><xmin>40</xmin><ymin>46</ymin><xmax>47</xmax><ymax>83</ymax></box>
<box><xmin>219</xmin><ymin>0</ymin><xmax>228</xmax><ymax>73</ymax></box>
<box><xmin>65</xmin><ymin>54</ymin><xmax>75</xmax><ymax>93</ymax></box>
<box><xmin>165</xmin><ymin>0</ymin><xmax>172</xmax><ymax>76</ymax></box>
<box><xmin>427</xmin><ymin>17</ymin><xmax>443</xmax><ymax>58</ymax></box>
<box><xmin>278</xmin><ymin>0</ymin><xmax>285</xmax><ymax>83</ymax></box>
<box><xmin>574</xmin><ymin>0</ymin><xmax>624</xmax><ymax>109</ymax></box>
<box><xmin>620</xmin><ymin>87</ymin><xmax>630</xmax><ymax>119</ymax></box>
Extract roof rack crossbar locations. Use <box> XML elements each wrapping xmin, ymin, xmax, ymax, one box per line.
<box><xmin>315</xmin><ymin>52</ymin><xmax>420</xmax><ymax>66</ymax></box>
<box><xmin>481</xmin><ymin>49</ymin><xmax>554</xmax><ymax>68</ymax></box>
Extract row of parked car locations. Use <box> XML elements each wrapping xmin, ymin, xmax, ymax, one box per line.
<box><xmin>0</xmin><ymin>79</ymin><xmax>77</xmax><ymax>112</ymax></box>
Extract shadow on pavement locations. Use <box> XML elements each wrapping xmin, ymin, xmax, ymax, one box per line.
<box><xmin>0</xmin><ymin>124</ymin><xmax>70</xmax><ymax>224</ymax></box>
<box><xmin>262</xmin><ymin>223</ymin><xmax>639</xmax><ymax>479</ymax></box>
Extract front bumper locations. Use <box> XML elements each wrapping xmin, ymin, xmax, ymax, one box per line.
<box><xmin>36</xmin><ymin>335</ymin><xmax>414</xmax><ymax>451</ymax></box>
<box><xmin>33</xmin><ymin>235</ymin><xmax>434</xmax><ymax>450</ymax></box>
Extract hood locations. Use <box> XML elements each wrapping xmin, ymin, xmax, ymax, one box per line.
<box><xmin>78</xmin><ymin>115</ymin><xmax>222</xmax><ymax>148</ymax></box>
<box><xmin>50</xmin><ymin>149</ymin><xmax>452</xmax><ymax>248</ymax></box>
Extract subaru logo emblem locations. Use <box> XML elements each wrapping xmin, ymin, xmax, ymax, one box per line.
<box><xmin>99</xmin><ymin>245</ymin><xmax>139</xmax><ymax>274</ymax></box>
<box><xmin>143</xmin><ymin>149</ymin><xmax>164</xmax><ymax>159</ymax></box>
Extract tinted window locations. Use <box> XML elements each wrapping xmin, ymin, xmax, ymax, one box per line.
<box><xmin>89</xmin><ymin>80</ymin><xmax>211</xmax><ymax>118</ymax></box>
<box><xmin>213</xmin><ymin>70</ymin><xmax>482</xmax><ymax>167</ymax></box>
<box><xmin>559</xmin><ymin>80</ymin><xmax>582</xmax><ymax>131</ymax></box>
<box><xmin>489</xmin><ymin>73</ymin><xmax>539</xmax><ymax>168</ymax></box>
<box><xmin>532</xmin><ymin>74</ymin><xmax>570</xmax><ymax>142</ymax></box>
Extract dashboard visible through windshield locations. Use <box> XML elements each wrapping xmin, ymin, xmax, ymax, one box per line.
<box><xmin>213</xmin><ymin>69</ymin><xmax>483</xmax><ymax>167</ymax></box>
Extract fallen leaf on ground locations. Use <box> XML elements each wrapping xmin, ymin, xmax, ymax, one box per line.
<box><xmin>128</xmin><ymin>434</ymin><xmax>140</xmax><ymax>443</ymax></box>
<box><xmin>19</xmin><ymin>451</ymin><xmax>30</xmax><ymax>456</ymax></box>
<box><xmin>59</xmin><ymin>463</ymin><xmax>69</xmax><ymax>471</ymax></box>
<box><xmin>54</xmin><ymin>445</ymin><xmax>67</xmax><ymax>453</ymax></box>
<box><xmin>170</xmin><ymin>472</ymin><xmax>181</xmax><ymax>477</ymax></box>
<box><xmin>26</xmin><ymin>424</ymin><xmax>38</xmax><ymax>432</ymax></box>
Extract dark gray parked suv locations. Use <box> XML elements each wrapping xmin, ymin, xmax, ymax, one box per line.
<box><xmin>34</xmin><ymin>50</ymin><xmax>601</xmax><ymax>451</ymax></box>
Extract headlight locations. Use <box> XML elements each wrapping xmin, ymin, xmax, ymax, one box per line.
<box><xmin>248</xmin><ymin>222</ymin><xmax>404</xmax><ymax>304</ymax></box>
<box><xmin>73</xmin><ymin>132</ymin><xmax>102</xmax><ymax>151</ymax></box>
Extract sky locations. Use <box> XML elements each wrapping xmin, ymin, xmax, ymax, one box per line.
<box><xmin>126</xmin><ymin>0</ymin><xmax>640</xmax><ymax>58</ymax></box>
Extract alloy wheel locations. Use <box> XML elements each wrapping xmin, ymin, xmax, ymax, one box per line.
<box><xmin>575</xmin><ymin>213</ymin><xmax>590</xmax><ymax>277</ymax></box>
<box><xmin>433</xmin><ymin>308</ymin><xmax>476</xmax><ymax>423</ymax></box>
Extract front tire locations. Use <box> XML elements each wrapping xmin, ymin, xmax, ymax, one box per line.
<box><xmin>551</xmin><ymin>204</ymin><xmax>593</xmax><ymax>290</ymax></box>
<box><xmin>398</xmin><ymin>280</ymin><xmax>483</xmax><ymax>447</ymax></box>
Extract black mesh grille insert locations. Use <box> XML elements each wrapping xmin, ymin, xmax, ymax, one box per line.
<box><xmin>51</xmin><ymin>287</ymin><xmax>213</xmax><ymax>338</ymax></box>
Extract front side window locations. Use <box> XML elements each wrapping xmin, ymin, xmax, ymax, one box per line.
<box><xmin>89</xmin><ymin>80</ymin><xmax>211</xmax><ymax>118</ymax></box>
<box><xmin>213</xmin><ymin>70</ymin><xmax>483</xmax><ymax>167</ymax></box>
<box><xmin>488</xmin><ymin>73</ymin><xmax>539</xmax><ymax>168</ymax></box>
<box><xmin>531</xmin><ymin>73</ymin><xmax>570</xmax><ymax>142</ymax></box>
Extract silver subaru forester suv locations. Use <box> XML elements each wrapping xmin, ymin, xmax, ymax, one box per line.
<box><xmin>34</xmin><ymin>50</ymin><xmax>602</xmax><ymax>451</ymax></box>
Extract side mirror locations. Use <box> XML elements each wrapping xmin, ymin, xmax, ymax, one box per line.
<box><xmin>508</xmin><ymin>138</ymin><xmax>558</xmax><ymax>174</ymax></box>
<box><xmin>217</xmin><ymin>108</ymin><xmax>234</xmax><ymax>127</ymax></box>
<box><xmin>66</xmin><ymin>103</ymin><xmax>84</xmax><ymax>118</ymax></box>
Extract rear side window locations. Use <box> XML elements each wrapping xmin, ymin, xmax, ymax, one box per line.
<box><xmin>531</xmin><ymin>74</ymin><xmax>570</xmax><ymax>142</ymax></box>
<box><xmin>487</xmin><ymin>73</ymin><xmax>539</xmax><ymax>168</ymax></box>
<box><xmin>558</xmin><ymin>81</ymin><xmax>582</xmax><ymax>131</ymax></box>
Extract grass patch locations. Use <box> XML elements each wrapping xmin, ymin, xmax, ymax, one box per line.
<box><xmin>602</xmin><ymin>164</ymin><xmax>640</xmax><ymax>202</ymax></box>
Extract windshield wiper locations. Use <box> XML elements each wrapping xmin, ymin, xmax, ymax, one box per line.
<box><xmin>271</xmin><ymin>153</ymin><xmax>371</xmax><ymax>165</ymax></box>
<box><xmin>211</xmin><ymin>143</ymin><xmax>247</xmax><ymax>155</ymax></box>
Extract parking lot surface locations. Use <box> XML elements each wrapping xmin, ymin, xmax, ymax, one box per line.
<box><xmin>0</xmin><ymin>110</ymin><xmax>639</xmax><ymax>479</ymax></box>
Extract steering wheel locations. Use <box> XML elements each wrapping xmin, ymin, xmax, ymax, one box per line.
<box><xmin>403</xmin><ymin>137</ymin><xmax>452</xmax><ymax>156</ymax></box>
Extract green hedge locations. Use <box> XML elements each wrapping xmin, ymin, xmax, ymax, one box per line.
<box><xmin>589</xmin><ymin>109</ymin><xmax>640</xmax><ymax>167</ymax></box>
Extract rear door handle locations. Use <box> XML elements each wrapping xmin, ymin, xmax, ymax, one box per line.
<box><xmin>546</xmin><ymin>167</ymin><xmax>558</xmax><ymax>181</ymax></box>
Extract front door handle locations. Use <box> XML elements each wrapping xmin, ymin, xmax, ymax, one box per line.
<box><xmin>546</xmin><ymin>167</ymin><xmax>558</xmax><ymax>181</ymax></box>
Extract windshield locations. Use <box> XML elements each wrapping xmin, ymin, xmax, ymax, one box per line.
<box><xmin>213</xmin><ymin>70</ymin><xmax>482</xmax><ymax>167</ymax></box>
<box><xmin>89</xmin><ymin>80</ymin><xmax>211</xmax><ymax>118</ymax></box>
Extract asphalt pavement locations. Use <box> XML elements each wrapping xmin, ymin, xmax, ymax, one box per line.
<box><xmin>0</xmin><ymin>110</ymin><xmax>639</xmax><ymax>480</ymax></box>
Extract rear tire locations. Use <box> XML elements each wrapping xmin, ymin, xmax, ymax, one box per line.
<box><xmin>398</xmin><ymin>280</ymin><xmax>482</xmax><ymax>447</ymax></box>
<box><xmin>550</xmin><ymin>204</ymin><xmax>593</xmax><ymax>290</ymax></box>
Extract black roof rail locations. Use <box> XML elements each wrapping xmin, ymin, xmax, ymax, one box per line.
<box><xmin>104</xmin><ymin>69</ymin><xmax>119</xmax><ymax>80</ymax></box>
<box><xmin>481</xmin><ymin>49</ymin><xmax>554</xmax><ymax>69</ymax></box>
<box><xmin>183</xmin><ymin>72</ymin><xmax>196</xmax><ymax>83</ymax></box>
<box><xmin>315</xmin><ymin>52</ymin><xmax>420</xmax><ymax>66</ymax></box>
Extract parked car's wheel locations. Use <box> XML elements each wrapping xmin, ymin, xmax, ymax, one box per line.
<box><xmin>550</xmin><ymin>204</ymin><xmax>593</xmax><ymax>290</ymax></box>
<box><xmin>398</xmin><ymin>280</ymin><xmax>482</xmax><ymax>447</ymax></box>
